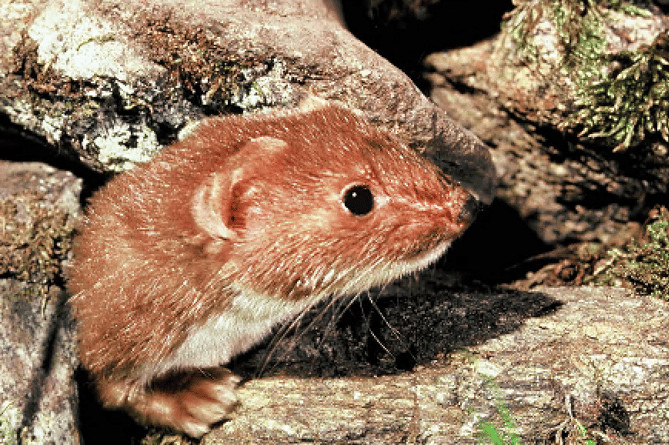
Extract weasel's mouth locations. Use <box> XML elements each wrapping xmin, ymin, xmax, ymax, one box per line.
<box><xmin>397</xmin><ymin>239</ymin><xmax>453</xmax><ymax>274</ymax></box>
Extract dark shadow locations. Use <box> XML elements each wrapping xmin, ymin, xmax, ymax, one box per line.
<box><xmin>1</xmin><ymin>113</ymin><xmax>110</xmax><ymax>205</ymax></box>
<box><xmin>18</xmin><ymin>290</ymin><xmax>69</xmax><ymax>442</ymax></box>
<box><xmin>229</xmin><ymin>274</ymin><xmax>562</xmax><ymax>380</ymax></box>
<box><xmin>543</xmin><ymin>130</ymin><xmax>669</xmax><ymax>223</ymax></box>
<box><xmin>1</xmin><ymin>114</ymin><xmax>99</xmax><ymax>178</ymax></box>
<box><xmin>75</xmin><ymin>369</ymin><xmax>149</xmax><ymax>445</ymax></box>
<box><xmin>5</xmin><ymin>285</ymin><xmax>146</xmax><ymax>445</ymax></box>
<box><xmin>3</xmin><ymin>5</ymin><xmax>560</xmax><ymax>436</ymax></box>
<box><xmin>597</xmin><ymin>391</ymin><xmax>632</xmax><ymax>437</ymax></box>
<box><xmin>441</xmin><ymin>198</ymin><xmax>553</xmax><ymax>282</ymax></box>
<box><xmin>342</xmin><ymin>0</ymin><xmax>514</xmax><ymax>83</ymax></box>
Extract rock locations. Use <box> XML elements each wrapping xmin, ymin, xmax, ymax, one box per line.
<box><xmin>4</xmin><ymin>2</ymin><xmax>667</xmax><ymax>444</ymax></box>
<box><xmin>429</xmin><ymin>1</ymin><xmax>668</xmax><ymax>151</ymax></box>
<box><xmin>421</xmin><ymin>2</ymin><xmax>669</xmax><ymax>267</ymax></box>
<box><xmin>0</xmin><ymin>282</ymin><xmax>79</xmax><ymax>445</ymax></box>
<box><xmin>0</xmin><ymin>160</ymin><xmax>81</xmax><ymax>292</ymax></box>
<box><xmin>202</xmin><ymin>286</ymin><xmax>669</xmax><ymax>445</ymax></box>
<box><xmin>1</xmin><ymin>157</ymin><xmax>667</xmax><ymax>444</ymax></box>
<box><xmin>0</xmin><ymin>159</ymin><xmax>82</xmax><ymax>445</ymax></box>
<box><xmin>0</xmin><ymin>0</ymin><xmax>496</xmax><ymax>204</ymax></box>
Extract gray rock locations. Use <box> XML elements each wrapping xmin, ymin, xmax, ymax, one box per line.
<box><xmin>204</xmin><ymin>286</ymin><xmax>669</xmax><ymax>445</ymax></box>
<box><xmin>0</xmin><ymin>282</ymin><xmax>79</xmax><ymax>445</ymax></box>
<box><xmin>421</xmin><ymin>2</ymin><xmax>669</xmax><ymax>249</ymax></box>
<box><xmin>423</xmin><ymin>34</ymin><xmax>668</xmax><ymax>256</ymax></box>
<box><xmin>0</xmin><ymin>0</ymin><xmax>496</xmax><ymax>204</ymax></box>
<box><xmin>4</xmin><ymin>2</ymin><xmax>667</xmax><ymax>444</ymax></box>
<box><xmin>0</xmin><ymin>160</ymin><xmax>82</xmax><ymax>445</ymax></box>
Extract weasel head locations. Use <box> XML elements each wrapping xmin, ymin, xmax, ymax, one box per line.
<box><xmin>191</xmin><ymin>105</ymin><xmax>478</xmax><ymax>302</ymax></box>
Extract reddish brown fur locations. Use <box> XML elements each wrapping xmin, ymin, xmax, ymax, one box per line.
<box><xmin>67</xmin><ymin>103</ymin><xmax>475</xmax><ymax>436</ymax></box>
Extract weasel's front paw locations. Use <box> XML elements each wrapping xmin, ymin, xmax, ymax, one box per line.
<box><xmin>97</xmin><ymin>367</ymin><xmax>241</xmax><ymax>438</ymax></box>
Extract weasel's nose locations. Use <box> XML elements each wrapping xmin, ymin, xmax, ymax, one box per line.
<box><xmin>457</xmin><ymin>194</ymin><xmax>481</xmax><ymax>224</ymax></box>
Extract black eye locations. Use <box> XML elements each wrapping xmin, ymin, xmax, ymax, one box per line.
<box><xmin>343</xmin><ymin>185</ymin><xmax>374</xmax><ymax>216</ymax></box>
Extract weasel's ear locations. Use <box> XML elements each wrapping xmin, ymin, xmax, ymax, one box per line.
<box><xmin>191</xmin><ymin>137</ymin><xmax>288</xmax><ymax>240</ymax></box>
<box><xmin>191</xmin><ymin>170</ymin><xmax>239</xmax><ymax>240</ymax></box>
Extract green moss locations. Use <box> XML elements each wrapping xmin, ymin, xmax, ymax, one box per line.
<box><xmin>605</xmin><ymin>0</ymin><xmax>653</xmax><ymax>17</ymax></box>
<box><xmin>0</xmin><ymin>402</ymin><xmax>19</xmax><ymax>445</ymax></box>
<box><xmin>567</xmin><ymin>32</ymin><xmax>669</xmax><ymax>151</ymax></box>
<box><xmin>0</xmin><ymin>194</ymin><xmax>76</xmax><ymax>296</ymax></box>
<box><xmin>504</xmin><ymin>0</ymin><xmax>606</xmax><ymax>72</ymax></box>
<box><xmin>477</xmin><ymin>373</ymin><xmax>523</xmax><ymax>445</ymax></box>
<box><xmin>505</xmin><ymin>0</ymin><xmax>669</xmax><ymax>151</ymax></box>
<box><xmin>76</xmin><ymin>34</ymin><xmax>117</xmax><ymax>51</ymax></box>
<box><xmin>467</xmin><ymin>354</ymin><xmax>597</xmax><ymax>445</ymax></box>
<box><xmin>551</xmin><ymin>0</ymin><xmax>606</xmax><ymax>72</ymax></box>
<box><xmin>593</xmin><ymin>206</ymin><xmax>669</xmax><ymax>299</ymax></box>
<box><xmin>130</xmin><ymin>16</ymin><xmax>285</xmax><ymax>113</ymax></box>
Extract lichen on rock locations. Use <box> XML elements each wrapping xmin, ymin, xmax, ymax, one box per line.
<box><xmin>565</xmin><ymin>31</ymin><xmax>669</xmax><ymax>151</ymax></box>
<box><xmin>0</xmin><ymin>162</ymin><xmax>81</xmax><ymax>298</ymax></box>
<box><xmin>500</xmin><ymin>0</ymin><xmax>669</xmax><ymax>151</ymax></box>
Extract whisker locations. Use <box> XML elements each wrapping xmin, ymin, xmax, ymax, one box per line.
<box><xmin>302</xmin><ymin>291</ymin><xmax>360</xmax><ymax>374</ymax></box>
<box><xmin>368</xmin><ymin>328</ymin><xmax>394</xmax><ymax>359</ymax></box>
<box><xmin>367</xmin><ymin>295</ymin><xmax>403</xmax><ymax>345</ymax></box>
<box><xmin>256</xmin><ymin>304</ymin><xmax>313</xmax><ymax>377</ymax></box>
<box><xmin>256</xmin><ymin>287</ymin><xmax>367</xmax><ymax>378</ymax></box>
<box><xmin>366</xmin><ymin>283</ymin><xmax>418</xmax><ymax>365</ymax></box>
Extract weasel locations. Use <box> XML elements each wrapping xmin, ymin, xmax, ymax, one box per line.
<box><xmin>67</xmin><ymin>102</ymin><xmax>478</xmax><ymax>437</ymax></box>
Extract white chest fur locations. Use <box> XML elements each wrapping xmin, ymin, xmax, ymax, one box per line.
<box><xmin>136</xmin><ymin>289</ymin><xmax>321</xmax><ymax>383</ymax></box>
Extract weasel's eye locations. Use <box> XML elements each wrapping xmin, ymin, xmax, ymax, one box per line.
<box><xmin>343</xmin><ymin>185</ymin><xmax>374</xmax><ymax>216</ymax></box>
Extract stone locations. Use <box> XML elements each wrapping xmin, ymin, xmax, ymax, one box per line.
<box><xmin>202</xmin><ymin>286</ymin><xmax>669</xmax><ymax>444</ymax></box>
<box><xmin>421</xmin><ymin>2</ymin><xmax>669</xmax><ymax>255</ymax></box>
<box><xmin>0</xmin><ymin>0</ymin><xmax>496</xmax><ymax>204</ymax></box>
<box><xmin>0</xmin><ymin>160</ymin><xmax>83</xmax><ymax>445</ymax></box>
<box><xmin>1</xmin><ymin>159</ymin><xmax>667</xmax><ymax>444</ymax></box>
<box><xmin>4</xmin><ymin>2</ymin><xmax>666</xmax><ymax>444</ymax></box>
<box><xmin>0</xmin><ymin>281</ymin><xmax>79</xmax><ymax>445</ymax></box>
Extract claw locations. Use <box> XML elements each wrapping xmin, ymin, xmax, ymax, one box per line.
<box><xmin>96</xmin><ymin>367</ymin><xmax>241</xmax><ymax>438</ymax></box>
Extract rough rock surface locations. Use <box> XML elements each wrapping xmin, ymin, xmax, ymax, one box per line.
<box><xmin>0</xmin><ymin>0</ymin><xmax>496</xmax><ymax>204</ymax></box>
<box><xmin>1</xmin><ymin>165</ymin><xmax>668</xmax><ymax>444</ymax></box>
<box><xmin>204</xmin><ymin>286</ymin><xmax>669</xmax><ymax>445</ymax></box>
<box><xmin>421</xmin><ymin>2</ymin><xmax>669</xmax><ymax>259</ymax></box>
<box><xmin>0</xmin><ymin>282</ymin><xmax>79</xmax><ymax>445</ymax></box>
<box><xmin>0</xmin><ymin>160</ymin><xmax>82</xmax><ymax>445</ymax></box>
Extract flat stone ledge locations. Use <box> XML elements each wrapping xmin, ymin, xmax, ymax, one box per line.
<box><xmin>204</xmin><ymin>287</ymin><xmax>668</xmax><ymax>445</ymax></box>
